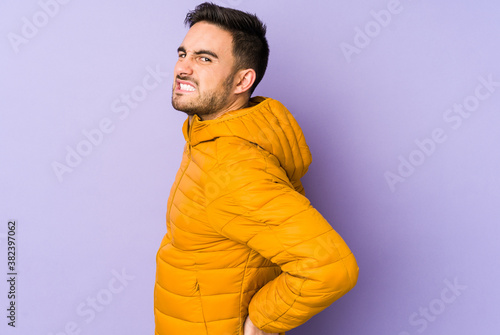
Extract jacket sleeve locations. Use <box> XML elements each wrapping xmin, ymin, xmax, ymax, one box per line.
<box><xmin>205</xmin><ymin>141</ymin><xmax>359</xmax><ymax>333</ymax></box>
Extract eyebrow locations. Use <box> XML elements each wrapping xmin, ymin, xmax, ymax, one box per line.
<box><xmin>177</xmin><ymin>46</ymin><xmax>219</xmax><ymax>60</ymax></box>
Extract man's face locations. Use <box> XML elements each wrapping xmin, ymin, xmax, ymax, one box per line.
<box><xmin>172</xmin><ymin>21</ymin><xmax>237</xmax><ymax>117</ymax></box>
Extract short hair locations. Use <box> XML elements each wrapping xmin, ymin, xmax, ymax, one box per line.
<box><xmin>184</xmin><ymin>2</ymin><xmax>269</xmax><ymax>95</ymax></box>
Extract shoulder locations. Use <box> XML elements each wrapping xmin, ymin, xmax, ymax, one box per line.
<box><xmin>209</xmin><ymin>137</ymin><xmax>293</xmax><ymax>194</ymax></box>
<box><xmin>215</xmin><ymin>137</ymin><xmax>266</xmax><ymax>166</ymax></box>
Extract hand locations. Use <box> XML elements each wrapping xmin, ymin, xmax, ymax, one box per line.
<box><xmin>243</xmin><ymin>315</ymin><xmax>278</xmax><ymax>335</ymax></box>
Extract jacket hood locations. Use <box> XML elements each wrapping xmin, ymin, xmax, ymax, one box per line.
<box><xmin>182</xmin><ymin>96</ymin><xmax>312</xmax><ymax>186</ymax></box>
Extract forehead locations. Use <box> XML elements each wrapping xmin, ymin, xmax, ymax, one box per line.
<box><xmin>181</xmin><ymin>21</ymin><xmax>234</xmax><ymax>58</ymax></box>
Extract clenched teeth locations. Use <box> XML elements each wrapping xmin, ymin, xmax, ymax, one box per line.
<box><xmin>180</xmin><ymin>83</ymin><xmax>195</xmax><ymax>91</ymax></box>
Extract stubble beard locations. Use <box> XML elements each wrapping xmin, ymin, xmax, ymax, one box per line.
<box><xmin>171</xmin><ymin>74</ymin><xmax>234</xmax><ymax>117</ymax></box>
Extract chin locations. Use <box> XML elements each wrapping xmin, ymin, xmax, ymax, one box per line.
<box><xmin>172</xmin><ymin>101</ymin><xmax>198</xmax><ymax>115</ymax></box>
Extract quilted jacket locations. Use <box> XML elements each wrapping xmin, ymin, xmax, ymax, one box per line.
<box><xmin>154</xmin><ymin>96</ymin><xmax>359</xmax><ymax>335</ymax></box>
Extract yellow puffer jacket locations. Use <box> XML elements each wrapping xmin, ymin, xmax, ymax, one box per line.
<box><xmin>155</xmin><ymin>96</ymin><xmax>359</xmax><ymax>335</ymax></box>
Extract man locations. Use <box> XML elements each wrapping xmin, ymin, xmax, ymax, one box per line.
<box><xmin>154</xmin><ymin>3</ymin><xmax>359</xmax><ymax>335</ymax></box>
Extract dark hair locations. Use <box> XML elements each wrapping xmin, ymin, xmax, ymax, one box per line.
<box><xmin>184</xmin><ymin>2</ymin><xmax>269</xmax><ymax>95</ymax></box>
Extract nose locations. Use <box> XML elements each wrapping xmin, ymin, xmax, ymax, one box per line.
<box><xmin>175</xmin><ymin>56</ymin><xmax>194</xmax><ymax>77</ymax></box>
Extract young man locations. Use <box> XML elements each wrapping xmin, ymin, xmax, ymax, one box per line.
<box><xmin>154</xmin><ymin>3</ymin><xmax>359</xmax><ymax>334</ymax></box>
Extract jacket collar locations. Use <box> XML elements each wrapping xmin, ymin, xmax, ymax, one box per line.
<box><xmin>181</xmin><ymin>96</ymin><xmax>312</xmax><ymax>185</ymax></box>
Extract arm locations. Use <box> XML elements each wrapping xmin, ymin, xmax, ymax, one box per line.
<box><xmin>206</xmin><ymin>142</ymin><xmax>359</xmax><ymax>333</ymax></box>
<box><xmin>244</xmin><ymin>315</ymin><xmax>278</xmax><ymax>335</ymax></box>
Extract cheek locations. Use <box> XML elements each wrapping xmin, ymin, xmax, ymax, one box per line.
<box><xmin>206</xmin><ymin>73</ymin><xmax>230</xmax><ymax>90</ymax></box>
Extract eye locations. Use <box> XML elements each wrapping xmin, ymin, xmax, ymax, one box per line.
<box><xmin>178</xmin><ymin>53</ymin><xmax>186</xmax><ymax>58</ymax></box>
<box><xmin>200</xmin><ymin>57</ymin><xmax>211</xmax><ymax>62</ymax></box>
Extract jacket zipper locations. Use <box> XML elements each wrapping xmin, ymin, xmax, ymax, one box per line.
<box><xmin>168</xmin><ymin>117</ymin><xmax>193</xmax><ymax>225</ymax></box>
<box><xmin>187</xmin><ymin>115</ymin><xmax>194</xmax><ymax>155</ymax></box>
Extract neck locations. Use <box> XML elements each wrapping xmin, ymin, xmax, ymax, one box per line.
<box><xmin>200</xmin><ymin>96</ymin><xmax>250</xmax><ymax>121</ymax></box>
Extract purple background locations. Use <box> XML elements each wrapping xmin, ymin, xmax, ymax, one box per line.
<box><xmin>1</xmin><ymin>0</ymin><xmax>499</xmax><ymax>334</ymax></box>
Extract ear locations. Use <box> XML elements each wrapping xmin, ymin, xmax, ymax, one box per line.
<box><xmin>233</xmin><ymin>68</ymin><xmax>256</xmax><ymax>95</ymax></box>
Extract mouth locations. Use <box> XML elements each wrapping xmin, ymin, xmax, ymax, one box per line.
<box><xmin>175</xmin><ymin>79</ymin><xmax>196</xmax><ymax>93</ymax></box>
